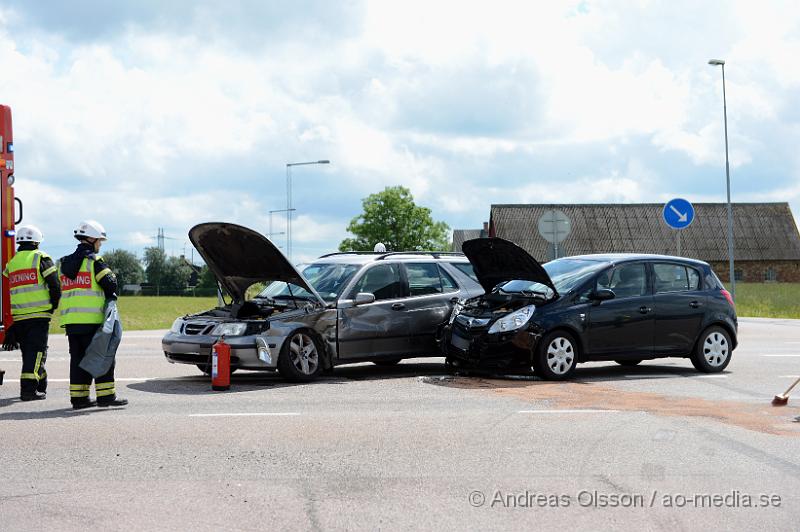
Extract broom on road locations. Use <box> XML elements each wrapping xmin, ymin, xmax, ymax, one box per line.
<box><xmin>772</xmin><ymin>376</ymin><xmax>800</xmax><ymax>406</ymax></box>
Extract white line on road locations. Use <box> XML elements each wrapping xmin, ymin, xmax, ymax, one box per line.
<box><xmin>189</xmin><ymin>413</ymin><xmax>301</xmax><ymax>417</ymax></box>
<box><xmin>623</xmin><ymin>375</ymin><xmax>673</xmax><ymax>379</ymax></box>
<box><xmin>780</xmin><ymin>375</ymin><xmax>800</xmax><ymax>378</ymax></box>
<box><xmin>517</xmin><ymin>409</ymin><xmax>622</xmax><ymax>414</ymax></box>
<box><xmin>694</xmin><ymin>375</ymin><xmax>729</xmax><ymax>379</ymax></box>
<box><xmin>762</xmin><ymin>355</ymin><xmax>800</xmax><ymax>357</ymax></box>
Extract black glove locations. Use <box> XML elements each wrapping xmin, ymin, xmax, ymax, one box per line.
<box><xmin>2</xmin><ymin>323</ymin><xmax>19</xmax><ymax>351</ymax></box>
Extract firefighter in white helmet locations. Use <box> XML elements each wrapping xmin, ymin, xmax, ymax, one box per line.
<box><xmin>58</xmin><ymin>220</ymin><xmax>127</xmax><ymax>409</ymax></box>
<box><xmin>1</xmin><ymin>225</ymin><xmax>61</xmax><ymax>400</ymax></box>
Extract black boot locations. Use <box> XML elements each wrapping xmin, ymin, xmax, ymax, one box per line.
<box><xmin>72</xmin><ymin>400</ymin><xmax>97</xmax><ymax>410</ymax></box>
<box><xmin>97</xmin><ymin>398</ymin><xmax>128</xmax><ymax>407</ymax></box>
<box><xmin>20</xmin><ymin>391</ymin><xmax>46</xmax><ymax>401</ymax></box>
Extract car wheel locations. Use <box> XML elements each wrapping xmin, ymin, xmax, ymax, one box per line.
<box><xmin>615</xmin><ymin>359</ymin><xmax>642</xmax><ymax>367</ymax></box>
<box><xmin>534</xmin><ymin>331</ymin><xmax>578</xmax><ymax>380</ymax></box>
<box><xmin>373</xmin><ymin>358</ymin><xmax>402</xmax><ymax>367</ymax></box>
<box><xmin>691</xmin><ymin>326</ymin><xmax>732</xmax><ymax>373</ymax></box>
<box><xmin>277</xmin><ymin>330</ymin><xmax>323</xmax><ymax>382</ymax></box>
<box><xmin>196</xmin><ymin>364</ymin><xmax>237</xmax><ymax>376</ymax></box>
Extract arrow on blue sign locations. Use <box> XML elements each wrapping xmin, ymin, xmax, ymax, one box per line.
<box><xmin>663</xmin><ymin>198</ymin><xmax>695</xmax><ymax>230</ymax></box>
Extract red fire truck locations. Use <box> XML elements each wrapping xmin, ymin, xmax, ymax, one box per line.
<box><xmin>0</xmin><ymin>105</ymin><xmax>19</xmax><ymax>384</ymax></box>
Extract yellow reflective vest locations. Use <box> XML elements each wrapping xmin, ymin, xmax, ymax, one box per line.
<box><xmin>3</xmin><ymin>249</ymin><xmax>56</xmax><ymax>321</ymax></box>
<box><xmin>59</xmin><ymin>256</ymin><xmax>110</xmax><ymax>326</ymax></box>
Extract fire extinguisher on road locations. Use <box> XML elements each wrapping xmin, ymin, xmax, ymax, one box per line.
<box><xmin>211</xmin><ymin>336</ymin><xmax>231</xmax><ymax>391</ymax></box>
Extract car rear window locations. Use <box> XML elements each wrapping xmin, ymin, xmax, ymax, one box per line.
<box><xmin>451</xmin><ymin>263</ymin><xmax>479</xmax><ymax>283</ymax></box>
<box><xmin>653</xmin><ymin>263</ymin><xmax>701</xmax><ymax>293</ymax></box>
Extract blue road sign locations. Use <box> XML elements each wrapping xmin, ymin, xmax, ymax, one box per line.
<box><xmin>663</xmin><ymin>198</ymin><xmax>695</xmax><ymax>230</ymax></box>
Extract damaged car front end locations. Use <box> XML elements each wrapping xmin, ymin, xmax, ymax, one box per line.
<box><xmin>441</xmin><ymin>237</ymin><xmax>560</xmax><ymax>372</ymax></box>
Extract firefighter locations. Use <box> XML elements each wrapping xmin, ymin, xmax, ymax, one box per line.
<box><xmin>2</xmin><ymin>225</ymin><xmax>61</xmax><ymax>400</ymax></box>
<box><xmin>59</xmin><ymin>220</ymin><xmax>127</xmax><ymax>409</ymax></box>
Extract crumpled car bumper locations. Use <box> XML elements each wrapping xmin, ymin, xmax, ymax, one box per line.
<box><xmin>439</xmin><ymin>322</ymin><xmax>542</xmax><ymax>369</ymax></box>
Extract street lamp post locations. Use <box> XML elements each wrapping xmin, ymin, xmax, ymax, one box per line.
<box><xmin>709</xmin><ymin>58</ymin><xmax>735</xmax><ymax>300</ymax></box>
<box><xmin>268</xmin><ymin>208</ymin><xmax>295</xmax><ymax>246</ymax></box>
<box><xmin>285</xmin><ymin>159</ymin><xmax>330</xmax><ymax>260</ymax></box>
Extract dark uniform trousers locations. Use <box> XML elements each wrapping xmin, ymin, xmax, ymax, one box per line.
<box><xmin>68</xmin><ymin>326</ymin><xmax>117</xmax><ymax>406</ymax></box>
<box><xmin>16</xmin><ymin>318</ymin><xmax>50</xmax><ymax>396</ymax></box>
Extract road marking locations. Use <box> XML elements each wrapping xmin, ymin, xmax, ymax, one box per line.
<box><xmin>623</xmin><ymin>375</ymin><xmax>673</xmax><ymax>379</ymax></box>
<box><xmin>762</xmin><ymin>355</ymin><xmax>800</xmax><ymax>357</ymax></box>
<box><xmin>780</xmin><ymin>375</ymin><xmax>800</xmax><ymax>378</ymax></box>
<box><xmin>517</xmin><ymin>409</ymin><xmax>622</xmax><ymax>414</ymax></box>
<box><xmin>189</xmin><ymin>413</ymin><xmax>301</xmax><ymax>417</ymax></box>
<box><xmin>695</xmin><ymin>375</ymin><xmax>729</xmax><ymax>379</ymax></box>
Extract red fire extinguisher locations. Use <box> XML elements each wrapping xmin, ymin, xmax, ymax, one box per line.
<box><xmin>211</xmin><ymin>336</ymin><xmax>231</xmax><ymax>391</ymax></box>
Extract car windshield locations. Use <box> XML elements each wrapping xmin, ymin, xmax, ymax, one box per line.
<box><xmin>256</xmin><ymin>262</ymin><xmax>360</xmax><ymax>303</ymax></box>
<box><xmin>544</xmin><ymin>258</ymin><xmax>610</xmax><ymax>293</ymax></box>
<box><xmin>498</xmin><ymin>259</ymin><xmax>609</xmax><ymax>297</ymax></box>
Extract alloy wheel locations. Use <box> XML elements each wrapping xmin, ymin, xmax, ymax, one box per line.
<box><xmin>289</xmin><ymin>333</ymin><xmax>319</xmax><ymax>375</ymax></box>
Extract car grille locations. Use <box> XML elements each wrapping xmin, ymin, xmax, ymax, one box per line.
<box><xmin>183</xmin><ymin>323</ymin><xmax>215</xmax><ymax>335</ymax></box>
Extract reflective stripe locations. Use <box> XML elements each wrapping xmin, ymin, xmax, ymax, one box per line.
<box><xmin>61</xmin><ymin>307</ymin><xmax>106</xmax><ymax>315</ymax></box>
<box><xmin>14</xmin><ymin>312</ymin><xmax>52</xmax><ymax>321</ymax></box>
<box><xmin>20</xmin><ymin>372</ymin><xmax>38</xmax><ymax>380</ymax></box>
<box><xmin>41</xmin><ymin>265</ymin><xmax>57</xmax><ymax>277</ymax></box>
<box><xmin>10</xmin><ymin>285</ymin><xmax>47</xmax><ymax>295</ymax></box>
<box><xmin>11</xmin><ymin>299</ymin><xmax>52</xmax><ymax>309</ymax></box>
<box><xmin>33</xmin><ymin>351</ymin><xmax>43</xmax><ymax>376</ymax></box>
<box><xmin>96</xmin><ymin>268</ymin><xmax>111</xmax><ymax>281</ymax></box>
<box><xmin>70</xmin><ymin>390</ymin><xmax>90</xmax><ymax>398</ymax></box>
<box><xmin>61</xmin><ymin>289</ymin><xmax>104</xmax><ymax>299</ymax></box>
<box><xmin>95</xmin><ymin>382</ymin><xmax>115</xmax><ymax>390</ymax></box>
<box><xmin>70</xmin><ymin>384</ymin><xmax>91</xmax><ymax>390</ymax></box>
<box><xmin>96</xmin><ymin>388</ymin><xmax>115</xmax><ymax>397</ymax></box>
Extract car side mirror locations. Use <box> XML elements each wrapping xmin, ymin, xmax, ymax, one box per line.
<box><xmin>354</xmin><ymin>292</ymin><xmax>376</xmax><ymax>306</ymax></box>
<box><xmin>589</xmin><ymin>289</ymin><xmax>615</xmax><ymax>302</ymax></box>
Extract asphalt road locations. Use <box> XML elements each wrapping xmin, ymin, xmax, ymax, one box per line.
<box><xmin>1</xmin><ymin>318</ymin><xmax>799</xmax><ymax>531</ymax></box>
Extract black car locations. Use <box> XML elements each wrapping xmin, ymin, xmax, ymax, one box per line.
<box><xmin>441</xmin><ymin>238</ymin><xmax>738</xmax><ymax>380</ymax></box>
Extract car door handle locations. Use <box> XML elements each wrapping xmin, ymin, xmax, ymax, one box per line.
<box><xmin>391</xmin><ymin>303</ymin><xmax>406</xmax><ymax>311</ymax></box>
<box><xmin>689</xmin><ymin>301</ymin><xmax>701</xmax><ymax>308</ymax></box>
<box><xmin>638</xmin><ymin>306</ymin><xmax>651</xmax><ymax>314</ymax></box>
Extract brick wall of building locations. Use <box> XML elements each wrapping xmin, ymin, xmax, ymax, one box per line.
<box><xmin>708</xmin><ymin>260</ymin><xmax>800</xmax><ymax>283</ymax></box>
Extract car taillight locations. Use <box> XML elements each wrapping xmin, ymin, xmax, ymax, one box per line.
<box><xmin>720</xmin><ymin>289</ymin><xmax>735</xmax><ymax>309</ymax></box>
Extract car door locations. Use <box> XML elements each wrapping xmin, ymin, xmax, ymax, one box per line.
<box><xmin>402</xmin><ymin>262</ymin><xmax>461</xmax><ymax>355</ymax></box>
<box><xmin>586</xmin><ymin>262</ymin><xmax>655</xmax><ymax>358</ymax></box>
<box><xmin>336</xmin><ymin>263</ymin><xmax>411</xmax><ymax>359</ymax></box>
<box><xmin>652</xmin><ymin>262</ymin><xmax>708</xmax><ymax>355</ymax></box>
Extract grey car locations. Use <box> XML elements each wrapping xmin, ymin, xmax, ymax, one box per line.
<box><xmin>162</xmin><ymin>222</ymin><xmax>484</xmax><ymax>381</ymax></box>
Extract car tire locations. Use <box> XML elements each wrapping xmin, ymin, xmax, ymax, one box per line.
<box><xmin>534</xmin><ymin>330</ymin><xmax>579</xmax><ymax>380</ymax></box>
<box><xmin>691</xmin><ymin>326</ymin><xmax>733</xmax><ymax>373</ymax></box>
<box><xmin>277</xmin><ymin>330</ymin><xmax>323</xmax><ymax>382</ymax></box>
<box><xmin>196</xmin><ymin>364</ymin><xmax>237</xmax><ymax>376</ymax></box>
<box><xmin>373</xmin><ymin>358</ymin><xmax>402</xmax><ymax>367</ymax></box>
<box><xmin>615</xmin><ymin>359</ymin><xmax>642</xmax><ymax>367</ymax></box>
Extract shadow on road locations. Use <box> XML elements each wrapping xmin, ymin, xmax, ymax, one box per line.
<box><xmin>127</xmin><ymin>361</ymin><xmax>450</xmax><ymax>395</ymax></box>
<box><xmin>0</xmin><ymin>405</ymin><xmax>121</xmax><ymax>420</ymax></box>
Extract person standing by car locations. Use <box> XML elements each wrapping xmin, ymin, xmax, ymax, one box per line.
<box><xmin>59</xmin><ymin>220</ymin><xmax>127</xmax><ymax>409</ymax></box>
<box><xmin>2</xmin><ymin>225</ymin><xmax>60</xmax><ymax>401</ymax></box>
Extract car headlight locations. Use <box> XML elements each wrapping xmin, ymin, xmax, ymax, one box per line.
<box><xmin>210</xmin><ymin>322</ymin><xmax>248</xmax><ymax>336</ymax></box>
<box><xmin>170</xmin><ymin>318</ymin><xmax>183</xmax><ymax>334</ymax></box>
<box><xmin>448</xmin><ymin>300</ymin><xmax>465</xmax><ymax>324</ymax></box>
<box><xmin>488</xmin><ymin>305</ymin><xmax>535</xmax><ymax>334</ymax></box>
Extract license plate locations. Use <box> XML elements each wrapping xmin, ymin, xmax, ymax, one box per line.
<box><xmin>450</xmin><ymin>333</ymin><xmax>470</xmax><ymax>351</ymax></box>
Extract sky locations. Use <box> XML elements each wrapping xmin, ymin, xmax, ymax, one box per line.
<box><xmin>0</xmin><ymin>0</ymin><xmax>798</xmax><ymax>264</ymax></box>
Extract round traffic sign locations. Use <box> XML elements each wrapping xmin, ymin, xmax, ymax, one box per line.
<box><xmin>663</xmin><ymin>198</ymin><xmax>695</xmax><ymax>230</ymax></box>
<box><xmin>538</xmin><ymin>209</ymin><xmax>571</xmax><ymax>244</ymax></box>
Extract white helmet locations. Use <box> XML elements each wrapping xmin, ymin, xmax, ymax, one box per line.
<box><xmin>16</xmin><ymin>225</ymin><xmax>43</xmax><ymax>243</ymax></box>
<box><xmin>373</xmin><ymin>242</ymin><xmax>386</xmax><ymax>252</ymax></box>
<box><xmin>74</xmin><ymin>220</ymin><xmax>108</xmax><ymax>241</ymax></box>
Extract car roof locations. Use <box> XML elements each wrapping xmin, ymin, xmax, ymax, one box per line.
<box><xmin>559</xmin><ymin>253</ymin><xmax>710</xmax><ymax>267</ymax></box>
<box><xmin>310</xmin><ymin>251</ymin><xmax>471</xmax><ymax>266</ymax></box>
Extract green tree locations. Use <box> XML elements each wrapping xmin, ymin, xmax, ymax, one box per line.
<box><xmin>339</xmin><ymin>186</ymin><xmax>449</xmax><ymax>252</ymax></box>
<box><xmin>197</xmin><ymin>264</ymin><xmax>217</xmax><ymax>289</ymax></box>
<box><xmin>103</xmin><ymin>249</ymin><xmax>144</xmax><ymax>291</ymax></box>
<box><xmin>144</xmin><ymin>247</ymin><xmax>167</xmax><ymax>295</ymax></box>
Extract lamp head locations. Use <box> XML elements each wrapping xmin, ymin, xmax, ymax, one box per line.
<box><xmin>708</xmin><ymin>59</ymin><xmax>725</xmax><ymax>66</ymax></box>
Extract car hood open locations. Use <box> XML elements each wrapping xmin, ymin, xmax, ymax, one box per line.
<box><xmin>461</xmin><ymin>237</ymin><xmax>558</xmax><ymax>296</ymax></box>
<box><xmin>189</xmin><ymin>222</ymin><xmax>326</xmax><ymax>305</ymax></box>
